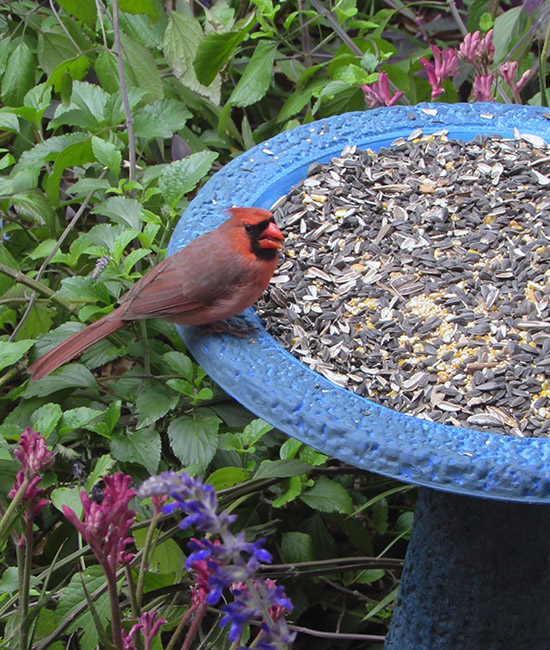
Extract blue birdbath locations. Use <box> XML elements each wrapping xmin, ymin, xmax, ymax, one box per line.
<box><xmin>168</xmin><ymin>103</ymin><xmax>550</xmax><ymax>650</ymax></box>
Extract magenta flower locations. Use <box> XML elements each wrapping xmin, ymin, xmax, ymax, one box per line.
<box><xmin>419</xmin><ymin>45</ymin><xmax>460</xmax><ymax>99</ymax></box>
<box><xmin>8</xmin><ymin>428</ymin><xmax>54</xmax><ymax>519</ymax></box>
<box><xmin>63</xmin><ymin>472</ymin><xmax>136</xmax><ymax>579</ymax></box>
<box><xmin>122</xmin><ymin>612</ymin><xmax>165</xmax><ymax>650</ymax></box>
<box><xmin>361</xmin><ymin>72</ymin><xmax>404</xmax><ymax>109</ymax></box>
<box><xmin>472</xmin><ymin>74</ymin><xmax>494</xmax><ymax>101</ymax></box>
<box><xmin>500</xmin><ymin>61</ymin><xmax>531</xmax><ymax>103</ymax></box>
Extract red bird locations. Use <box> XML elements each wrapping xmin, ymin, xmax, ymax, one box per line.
<box><xmin>28</xmin><ymin>207</ymin><xmax>284</xmax><ymax>381</ymax></box>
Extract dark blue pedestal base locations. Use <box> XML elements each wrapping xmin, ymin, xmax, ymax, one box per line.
<box><xmin>385</xmin><ymin>488</ymin><xmax>550</xmax><ymax>649</ymax></box>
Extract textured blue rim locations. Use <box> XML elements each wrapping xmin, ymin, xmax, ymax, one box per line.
<box><xmin>168</xmin><ymin>103</ymin><xmax>550</xmax><ymax>503</ymax></box>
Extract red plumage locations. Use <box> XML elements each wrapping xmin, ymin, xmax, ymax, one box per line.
<box><xmin>28</xmin><ymin>207</ymin><xmax>283</xmax><ymax>381</ymax></box>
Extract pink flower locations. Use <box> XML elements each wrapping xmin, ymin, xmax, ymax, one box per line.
<box><xmin>500</xmin><ymin>61</ymin><xmax>531</xmax><ymax>103</ymax></box>
<box><xmin>63</xmin><ymin>472</ymin><xmax>135</xmax><ymax>579</ymax></box>
<box><xmin>472</xmin><ymin>74</ymin><xmax>494</xmax><ymax>101</ymax></box>
<box><xmin>8</xmin><ymin>428</ymin><xmax>54</xmax><ymax>518</ymax></box>
<box><xmin>361</xmin><ymin>72</ymin><xmax>404</xmax><ymax>109</ymax></box>
<box><xmin>419</xmin><ymin>45</ymin><xmax>460</xmax><ymax>99</ymax></box>
<box><xmin>458</xmin><ymin>31</ymin><xmax>480</xmax><ymax>64</ymax></box>
<box><xmin>459</xmin><ymin>30</ymin><xmax>494</xmax><ymax>70</ymax></box>
<box><xmin>123</xmin><ymin>612</ymin><xmax>165</xmax><ymax>650</ymax></box>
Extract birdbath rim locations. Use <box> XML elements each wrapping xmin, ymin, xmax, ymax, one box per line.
<box><xmin>168</xmin><ymin>102</ymin><xmax>550</xmax><ymax>504</ymax></box>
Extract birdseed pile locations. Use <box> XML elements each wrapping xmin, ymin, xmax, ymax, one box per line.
<box><xmin>257</xmin><ymin>131</ymin><xmax>550</xmax><ymax>438</ymax></box>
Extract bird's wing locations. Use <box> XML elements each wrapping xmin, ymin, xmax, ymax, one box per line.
<box><xmin>119</xmin><ymin>236</ymin><xmax>244</xmax><ymax>320</ymax></box>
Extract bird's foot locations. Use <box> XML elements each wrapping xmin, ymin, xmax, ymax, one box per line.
<box><xmin>200</xmin><ymin>318</ymin><xmax>256</xmax><ymax>338</ymax></box>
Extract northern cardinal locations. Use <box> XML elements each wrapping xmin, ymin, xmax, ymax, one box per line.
<box><xmin>28</xmin><ymin>207</ymin><xmax>284</xmax><ymax>381</ymax></box>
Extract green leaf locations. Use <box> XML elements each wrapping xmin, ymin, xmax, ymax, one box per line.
<box><xmin>94</xmin><ymin>50</ymin><xmax>119</xmax><ymax>94</ymax></box>
<box><xmin>37</xmin><ymin>25</ymin><xmax>83</xmax><ymax>76</ymax></box>
<box><xmin>0</xmin><ymin>110</ymin><xmax>20</xmax><ymax>132</ymax></box>
<box><xmin>162</xmin><ymin>351</ymin><xmax>194</xmax><ymax>380</ymax></box>
<box><xmin>0</xmin><ymin>339</ymin><xmax>34</xmax><ymax>372</ymax></box>
<box><xmin>492</xmin><ymin>6</ymin><xmax>524</xmax><ymax>63</ymax></box>
<box><xmin>56</xmin><ymin>0</ymin><xmax>97</xmax><ymax>26</ymax></box>
<box><xmin>136</xmin><ymin>383</ymin><xmax>180</xmax><ymax>428</ymax></box>
<box><xmin>0</xmin><ymin>567</ymin><xmax>20</xmax><ymax>594</ymax></box>
<box><xmin>91</xmin><ymin>136</ymin><xmax>122</xmax><ymax>176</ymax></box>
<box><xmin>30</xmin><ymin>403</ymin><xmax>63</xmax><ymax>438</ymax></box>
<box><xmin>158</xmin><ymin>151</ymin><xmax>218</xmax><ymax>205</ymax></box>
<box><xmin>206</xmin><ymin>467</ymin><xmax>250</xmax><ymax>490</ymax></box>
<box><xmin>12</xmin><ymin>190</ymin><xmax>57</xmax><ymax>229</ymax></box>
<box><xmin>272</xmin><ymin>475</ymin><xmax>303</xmax><ymax>507</ymax></box>
<box><xmin>58</xmin><ymin>407</ymin><xmax>103</xmax><ymax>436</ymax></box>
<box><xmin>111</xmin><ymin>428</ymin><xmax>161</xmax><ymax>474</ymax></box>
<box><xmin>300</xmin><ymin>477</ymin><xmax>354</xmax><ymax>514</ymax></box>
<box><xmin>51</xmin><ymin>486</ymin><xmax>83</xmax><ymax>518</ymax></box>
<box><xmin>23</xmin><ymin>365</ymin><xmax>98</xmax><ymax>398</ymax></box>
<box><xmin>120</xmin><ymin>32</ymin><xmax>163</xmax><ymax>100</ymax></box>
<box><xmin>281</xmin><ymin>531</ymin><xmax>314</xmax><ymax>563</ymax></box>
<box><xmin>254</xmin><ymin>459</ymin><xmax>311</xmax><ymax>480</ymax></box>
<box><xmin>92</xmin><ymin>196</ymin><xmax>143</xmax><ymax>229</ymax></box>
<box><xmin>1</xmin><ymin>41</ymin><xmax>36</xmax><ymax>106</ymax></box>
<box><xmin>133</xmin><ymin>529</ymin><xmax>184</xmax><ymax>580</ymax></box>
<box><xmin>85</xmin><ymin>454</ymin><xmax>116</xmax><ymax>492</ymax></box>
<box><xmin>57</xmin><ymin>276</ymin><xmax>111</xmax><ymax>304</ymax></box>
<box><xmin>164</xmin><ymin>12</ymin><xmax>221</xmax><ymax>104</ymax></box>
<box><xmin>241</xmin><ymin>418</ymin><xmax>273</xmax><ymax>447</ymax></box>
<box><xmin>167</xmin><ymin>408</ymin><xmax>221</xmax><ymax>466</ymax></box>
<box><xmin>194</xmin><ymin>28</ymin><xmax>250</xmax><ymax>86</ymax></box>
<box><xmin>46</xmin><ymin>139</ymin><xmax>95</xmax><ymax>205</ymax></box>
<box><xmin>229</xmin><ymin>40</ymin><xmax>278</xmax><ymax>107</ymax></box>
<box><xmin>279</xmin><ymin>437</ymin><xmax>302</xmax><ymax>459</ymax></box>
<box><xmin>119</xmin><ymin>0</ymin><xmax>161</xmax><ymax>19</ymax></box>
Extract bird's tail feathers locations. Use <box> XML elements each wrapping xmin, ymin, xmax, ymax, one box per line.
<box><xmin>28</xmin><ymin>311</ymin><xmax>126</xmax><ymax>381</ymax></box>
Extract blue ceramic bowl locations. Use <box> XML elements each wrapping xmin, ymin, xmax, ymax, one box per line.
<box><xmin>168</xmin><ymin>103</ymin><xmax>550</xmax><ymax>503</ymax></box>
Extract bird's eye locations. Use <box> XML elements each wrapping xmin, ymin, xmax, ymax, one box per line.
<box><xmin>244</xmin><ymin>223</ymin><xmax>253</xmax><ymax>233</ymax></box>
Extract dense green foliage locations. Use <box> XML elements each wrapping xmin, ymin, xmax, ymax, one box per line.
<box><xmin>0</xmin><ymin>0</ymin><xmax>548</xmax><ymax>648</ymax></box>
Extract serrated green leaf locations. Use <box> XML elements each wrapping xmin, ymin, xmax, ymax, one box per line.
<box><xmin>254</xmin><ymin>459</ymin><xmax>311</xmax><ymax>480</ymax></box>
<box><xmin>91</xmin><ymin>136</ymin><xmax>122</xmax><ymax>175</ymax></box>
<box><xmin>241</xmin><ymin>418</ymin><xmax>273</xmax><ymax>447</ymax></box>
<box><xmin>136</xmin><ymin>383</ymin><xmax>180</xmax><ymax>428</ymax></box>
<box><xmin>57</xmin><ymin>276</ymin><xmax>111</xmax><ymax>304</ymax></box>
<box><xmin>0</xmin><ymin>339</ymin><xmax>34</xmax><ymax>372</ymax></box>
<box><xmin>281</xmin><ymin>531</ymin><xmax>314</xmax><ymax>563</ymax></box>
<box><xmin>30</xmin><ymin>403</ymin><xmax>63</xmax><ymax>438</ymax></box>
<box><xmin>1</xmin><ymin>41</ymin><xmax>36</xmax><ymax>106</ymax></box>
<box><xmin>58</xmin><ymin>407</ymin><xmax>103</xmax><ymax>436</ymax></box>
<box><xmin>164</xmin><ymin>12</ymin><xmax>221</xmax><ymax>104</ymax></box>
<box><xmin>158</xmin><ymin>151</ymin><xmax>218</xmax><ymax>205</ymax></box>
<box><xmin>0</xmin><ymin>110</ymin><xmax>20</xmax><ymax>132</ymax></box>
<box><xmin>299</xmin><ymin>445</ymin><xmax>328</xmax><ymax>467</ymax></box>
<box><xmin>23</xmin><ymin>365</ymin><xmax>98</xmax><ymax>398</ymax></box>
<box><xmin>300</xmin><ymin>477</ymin><xmax>354</xmax><ymax>514</ymax></box>
<box><xmin>111</xmin><ymin>228</ymin><xmax>140</xmax><ymax>263</ymax></box>
<box><xmin>162</xmin><ymin>351</ymin><xmax>194</xmax><ymax>380</ymax></box>
<box><xmin>229</xmin><ymin>40</ymin><xmax>278</xmax><ymax>107</ymax></box>
<box><xmin>206</xmin><ymin>467</ymin><xmax>250</xmax><ymax>490</ymax></box>
<box><xmin>94</xmin><ymin>50</ymin><xmax>119</xmax><ymax>94</ymax></box>
<box><xmin>37</xmin><ymin>25</ymin><xmax>83</xmax><ymax>76</ymax></box>
<box><xmin>111</xmin><ymin>428</ymin><xmax>161</xmax><ymax>474</ymax></box>
<box><xmin>28</xmin><ymin>239</ymin><xmax>57</xmax><ymax>261</ymax></box>
<box><xmin>120</xmin><ymin>32</ymin><xmax>163</xmax><ymax>100</ymax></box>
<box><xmin>56</xmin><ymin>0</ymin><xmax>97</xmax><ymax>25</ymax></box>
<box><xmin>92</xmin><ymin>196</ymin><xmax>143</xmax><ymax>229</ymax></box>
<box><xmin>15</xmin><ymin>303</ymin><xmax>53</xmax><ymax>340</ymax></box>
<box><xmin>168</xmin><ymin>408</ymin><xmax>221</xmax><ymax>466</ymax></box>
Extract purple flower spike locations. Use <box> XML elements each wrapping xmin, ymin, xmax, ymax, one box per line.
<box><xmin>8</xmin><ymin>428</ymin><xmax>54</xmax><ymax>518</ymax></box>
<box><xmin>124</xmin><ymin>611</ymin><xmax>166</xmax><ymax>650</ymax></box>
<box><xmin>419</xmin><ymin>45</ymin><xmax>460</xmax><ymax>99</ymax></box>
<box><xmin>361</xmin><ymin>72</ymin><xmax>403</xmax><ymax>109</ymax></box>
<box><xmin>63</xmin><ymin>472</ymin><xmax>136</xmax><ymax>578</ymax></box>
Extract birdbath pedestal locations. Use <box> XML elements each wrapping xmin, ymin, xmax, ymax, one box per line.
<box><xmin>168</xmin><ymin>104</ymin><xmax>550</xmax><ymax>650</ymax></box>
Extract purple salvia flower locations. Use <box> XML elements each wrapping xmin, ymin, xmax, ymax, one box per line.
<box><xmin>8</xmin><ymin>428</ymin><xmax>54</xmax><ymax>519</ymax></box>
<box><xmin>361</xmin><ymin>72</ymin><xmax>403</xmax><ymax>109</ymax></box>
<box><xmin>139</xmin><ymin>471</ymin><xmax>295</xmax><ymax>648</ymax></box>
<box><xmin>472</xmin><ymin>74</ymin><xmax>494</xmax><ymax>101</ymax></box>
<box><xmin>63</xmin><ymin>472</ymin><xmax>136</xmax><ymax>579</ymax></box>
<box><xmin>419</xmin><ymin>45</ymin><xmax>460</xmax><ymax>99</ymax></box>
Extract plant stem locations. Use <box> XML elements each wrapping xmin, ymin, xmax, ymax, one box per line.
<box><xmin>539</xmin><ymin>16</ymin><xmax>550</xmax><ymax>107</ymax></box>
<box><xmin>136</xmin><ymin>513</ymin><xmax>161</xmax><ymax>610</ymax></box>
<box><xmin>112</xmin><ymin>0</ymin><xmax>136</xmax><ymax>183</ymax></box>
<box><xmin>0</xmin><ymin>480</ymin><xmax>30</xmax><ymax>540</ymax></box>
<box><xmin>19</xmin><ymin>514</ymin><xmax>34</xmax><ymax>650</ymax></box>
<box><xmin>180</xmin><ymin>601</ymin><xmax>208</xmax><ymax>650</ymax></box>
<box><xmin>105</xmin><ymin>566</ymin><xmax>124</xmax><ymax>650</ymax></box>
<box><xmin>164</xmin><ymin>603</ymin><xmax>198</xmax><ymax>650</ymax></box>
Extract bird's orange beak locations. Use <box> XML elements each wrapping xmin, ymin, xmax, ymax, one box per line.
<box><xmin>259</xmin><ymin>221</ymin><xmax>284</xmax><ymax>249</ymax></box>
